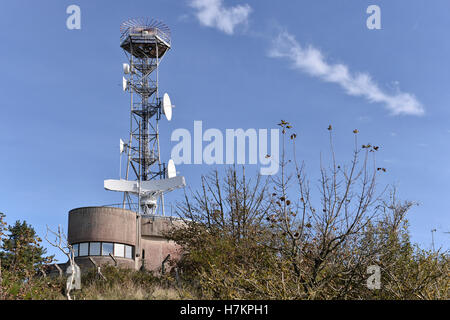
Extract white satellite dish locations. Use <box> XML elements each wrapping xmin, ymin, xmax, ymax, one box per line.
<box><xmin>162</xmin><ymin>93</ymin><xmax>173</xmax><ymax>121</ymax></box>
<box><xmin>123</xmin><ymin>63</ymin><xmax>131</xmax><ymax>74</ymax></box>
<box><xmin>122</xmin><ymin>77</ymin><xmax>128</xmax><ymax>91</ymax></box>
<box><xmin>166</xmin><ymin>159</ymin><xmax>176</xmax><ymax>178</ymax></box>
<box><xmin>120</xmin><ymin>139</ymin><xmax>127</xmax><ymax>154</ymax></box>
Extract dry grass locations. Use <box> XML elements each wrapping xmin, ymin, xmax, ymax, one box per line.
<box><xmin>66</xmin><ymin>266</ymin><xmax>197</xmax><ymax>300</ymax></box>
<box><xmin>74</xmin><ymin>282</ymin><xmax>191</xmax><ymax>300</ymax></box>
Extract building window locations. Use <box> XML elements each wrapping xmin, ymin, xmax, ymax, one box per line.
<box><xmin>72</xmin><ymin>242</ymin><xmax>134</xmax><ymax>259</ymax></box>
<box><xmin>90</xmin><ymin>242</ymin><xmax>101</xmax><ymax>256</ymax></box>
<box><xmin>125</xmin><ymin>245</ymin><xmax>133</xmax><ymax>259</ymax></box>
<box><xmin>102</xmin><ymin>242</ymin><xmax>113</xmax><ymax>256</ymax></box>
<box><xmin>114</xmin><ymin>243</ymin><xmax>125</xmax><ymax>258</ymax></box>
<box><xmin>79</xmin><ymin>243</ymin><xmax>89</xmax><ymax>256</ymax></box>
<box><xmin>72</xmin><ymin>243</ymin><xmax>79</xmax><ymax>257</ymax></box>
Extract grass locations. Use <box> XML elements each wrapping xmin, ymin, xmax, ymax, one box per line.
<box><xmin>66</xmin><ymin>266</ymin><xmax>197</xmax><ymax>300</ymax></box>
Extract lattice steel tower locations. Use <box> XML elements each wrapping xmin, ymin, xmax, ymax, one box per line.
<box><xmin>104</xmin><ymin>18</ymin><xmax>185</xmax><ymax>216</ymax></box>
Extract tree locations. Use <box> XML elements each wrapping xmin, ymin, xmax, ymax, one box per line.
<box><xmin>0</xmin><ymin>220</ymin><xmax>53</xmax><ymax>279</ymax></box>
<box><xmin>167</xmin><ymin>167</ymin><xmax>277</xmax><ymax>299</ymax></box>
<box><xmin>267</xmin><ymin>122</ymin><xmax>392</xmax><ymax>298</ymax></box>
<box><xmin>259</xmin><ymin>122</ymin><xmax>448</xmax><ymax>299</ymax></box>
<box><xmin>0</xmin><ymin>212</ymin><xmax>7</xmax><ymax>294</ymax></box>
<box><xmin>45</xmin><ymin>225</ymin><xmax>80</xmax><ymax>300</ymax></box>
<box><xmin>168</xmin><ymin>121</ymin><xmax>448</xmax><ymax>300</ymax></box>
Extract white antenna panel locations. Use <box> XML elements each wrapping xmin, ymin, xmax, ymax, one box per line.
<box><xmin>123</xmin><ymin>63</ymin><xmax>131</xmax><ymax>74</ymax></box>
<box><xmin>120</xmin><ymin>139</ymin><xmax>126</xmax><ymax>154</ymax></box>
<box><xmin>122</xmin><ymin>77</ymin><xmax>128</xmax><ymax>91</ymax></box>
<box><xmin>166</xmin><ymin>159</ymin><xmax>176</xmax><ymax>178</ymax></box>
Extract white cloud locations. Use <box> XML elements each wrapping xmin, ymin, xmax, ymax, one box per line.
<box><xmin>189</xmin><ymin>0</ymin><xmax>252</xmax><ymax>35</ymax></box>
<box><xmin>269</xmin><ymin>31</ymin><xmax>425</xmax><ymax>116</ymax></box>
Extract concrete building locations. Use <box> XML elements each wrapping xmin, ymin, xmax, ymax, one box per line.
<box><xmin>65</xmin><ymin>206</ymin><xmax>183</xmax><ymax>273</ymax></box>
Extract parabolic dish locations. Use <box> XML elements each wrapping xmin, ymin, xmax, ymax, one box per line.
<box><xmin>166</xmin><ymin>159</ymin><xmax>176</xmax><ymax>178</ymax></box>
<box><xmin>162</xmin><ymin>93</ymin><xmax>172</xmax><ymax>121</ymax></box>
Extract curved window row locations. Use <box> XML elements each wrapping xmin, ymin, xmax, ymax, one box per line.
<box><xmin>72</xmin><ymin>242</ymin><xmax>134</xmax><ymax>259</ymax></box>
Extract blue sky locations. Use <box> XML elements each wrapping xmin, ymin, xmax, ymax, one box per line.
<box><xmin>0</xmin><ymin>0</ymin><xmax>449</xmax><ymax>262</ymax></box>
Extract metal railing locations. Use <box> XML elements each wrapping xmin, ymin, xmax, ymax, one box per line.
<box><xmin>120</xmin><ymin>18</ymin><xmax>171</xmax><ymax>47</ymax></box>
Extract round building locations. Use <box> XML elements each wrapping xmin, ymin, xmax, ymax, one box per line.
<box><xmin>67</xmin><ymin>206</ymin><xmax>183</xmax><ymax>272</ymax></box>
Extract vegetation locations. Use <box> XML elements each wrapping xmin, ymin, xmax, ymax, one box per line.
<box><xmin>70</xmin><ymin>266</ymin><xmax>192</xmax><ymax>300</ymax></box>
<box><xmin>0</xmin><ymin>215</ymin><xmax>58</xmax><ymax>299</ymax></box>
<box><xmin>0</xmin><ymin>214</ymin><xmax>192</xmax><ymax>300</ymax></box>
<box><xmin>166</xmin><ymin>122</ymin><xmax>449</xmax><ymax>300</ymax></box>
<box><xmin>0</xmin><ymin>123</ymin><xmax>448</xmax><ymax>300</ymax></box>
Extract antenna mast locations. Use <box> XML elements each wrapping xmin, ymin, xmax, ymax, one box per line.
<box><xmin>104</xmin><ymin>18</ymin><xmax>185</xmax><ymax>216</ymax></box>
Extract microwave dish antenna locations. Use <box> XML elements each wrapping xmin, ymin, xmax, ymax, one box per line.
<box><xmin>162</xmin><ymin>93</ymin><xmax>173</xmax><ymax>121</ymax></box>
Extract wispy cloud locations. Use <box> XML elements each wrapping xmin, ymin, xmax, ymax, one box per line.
<box><xmin>269</xmin><ymin>31</ymin><xmax>425</xmax><ymax>116</ymax></box>
<box><xmin>189</xmin><ymin>0</ymin><xmax>252</xmax><ymax>35</ymax></box>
